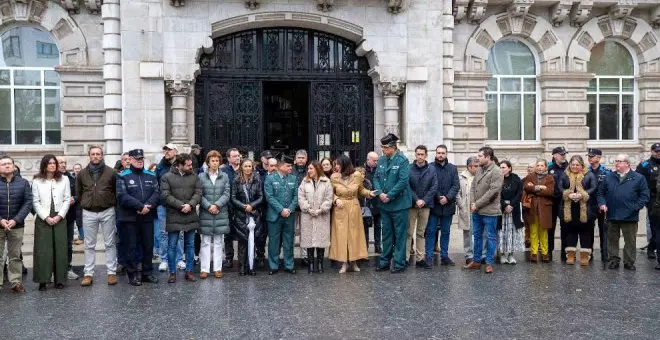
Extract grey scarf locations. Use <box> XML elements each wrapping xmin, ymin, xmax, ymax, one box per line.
<box><xmin>88</xmin><ymin>161</ymin><xmax>106</xmax><ymax>181</ymax></box>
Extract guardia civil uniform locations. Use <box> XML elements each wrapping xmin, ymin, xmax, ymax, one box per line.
<box><xmin>373</xmin><ymin>134</ymin><xmax>412</xmax><ymax>272</ymax></box>
<box><xmin>263</xmin><ymin>154</ymin><xmax>299</xmax><ymax>274</ymax></box>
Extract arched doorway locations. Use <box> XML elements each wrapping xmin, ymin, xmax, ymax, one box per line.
<box><xmin>195</xmin><ymin>27</ymin><xmax>374</xmax><ymax>162</ymax></box>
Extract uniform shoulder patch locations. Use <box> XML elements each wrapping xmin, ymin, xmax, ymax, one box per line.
<box><xmin>641</xmin><ymin>161</ymin><xmax>649</xmax><ymax>167</ymax></box>
<box><xmin>119</xmin><ymin>169</ymin><xmax>132</xmax><ymax>176</ymax></box>
<box><xmin>144</xmin><ymin>170</ymin><xmax>156</xmax><ymax>176</ymax></box>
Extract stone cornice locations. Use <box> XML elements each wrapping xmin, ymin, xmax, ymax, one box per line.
<box><xmin>453</xmin><ymin>0</ymin><xmax>470</xmax><ymax>23</ymax></box>
<box><xmin>468</xmin><ymin>0</ymin><xmax>488</xmax><ymax>23</ymax></box>
<box><xmin>454</xmin><ymin>71</ymin><xmax>492</xmax><ymax>86</ymax></box>
<box><xmin>54</xmin><ymin>65</ymin><xmax>103</xmax><ymax>74</ymax></box>
<box><xmin>609</xmin><ymin>0</ymin><xmax>638</xmax><ymax>20</ymax></box>
<box><xmin>537</xmin><ymin>72</ymin><xmax>595</xmax><ymax>87</ymax></box>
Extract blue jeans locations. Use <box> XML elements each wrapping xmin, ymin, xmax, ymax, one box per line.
<box><xmin>425</xmin><ymin>214</ymin><xmax>453</xmax><ymax>259</ymax></box>
<box><xmin>472</xmin><ymin>213</ymin><xmax>498</xmax><ymax>265</ymax></box>
<box><xmin>158</xmin><ymin>206</ymin><xmax>183</xmax><ymax>264</ymax></box>
<box><xmin>152</xmin><ymin>220</ymin><xmax>160</xmax><ymax>256</ymax></box>
<box><xmin>168</xmin><ymin>231</ymin><xmax>195</xmax><ymax>273</ymax></box>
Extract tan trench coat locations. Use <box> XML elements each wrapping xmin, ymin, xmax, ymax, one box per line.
<box><xmin>456</xmin><ymin>170</ymin><xmax>473</xmax><ymax>231</ymax></box>
<box><xmin>298</xmin><ymin>176</ymin><xmax>334</xmax><ymax>248</ymax></box>
<box><xmin>329</xmin><ymin>171</ymin><xmax>371</xmax><ymax>262</ymax></box>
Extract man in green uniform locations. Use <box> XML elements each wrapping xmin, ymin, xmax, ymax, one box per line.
<box><xmin>264</xmin><ymin>154</ymin><xmax>299</xmax><ymax>275</ymax></box>
<box><xmin>374</xmin><ymin>134</ymin><xmax>412</xmax><ymax>273</ymax></box>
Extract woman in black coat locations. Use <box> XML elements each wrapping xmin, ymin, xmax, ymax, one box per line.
<box><xmin>231</xmin><ymin>159</ymin><xmax>263</xmax><ymax>276</ymax></box>
<box><xmin>559</xmin><ymin>155</ymin><xmax>598</xmax><ymax>266</ymax></box>
<box><xmin>497</xmin><ymin>160</ymin><xmax>524</xmax><ymax>264</ymax></box>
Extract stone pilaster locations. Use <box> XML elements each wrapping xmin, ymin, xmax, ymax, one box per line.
<box><xmin>452</xmin><ymin>71</ymin><xmax>490</xmax><ymax>167</ymax></box>
<box><xmin>102</xmin><ymin>0</ymin><xmax>122</xmax><ymax>159</ymax></box>
<box><xmin>538</xmin><ymin>72</ymin><xmax>593</xmax><ymax>155</ymax></box>
<box><xmin>377</xmin><ymin>82</ymin><xmax>406</xmax><ymax>138</ymax></box>
<box><xmin>442</xmin><ymin>0</ymin><xmax>455</xmax><ymax>153</ymax></box>
<box><xmin>165</xmin><ymin>78</ymin><xmax>193</xmax><ymax>146</ymax></box>
<box><xmin>637</xmin><ymin>73</ymin><xmax>660</xmax><ymax>152</ymax></box>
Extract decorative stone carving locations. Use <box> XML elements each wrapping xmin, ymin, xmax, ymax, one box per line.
<box><xmin>165</xmin><ymin>76</ymin><xmax>193</xmax><ymax>143</ymax></box>
<box><xmin>60</xmin><ymin>0</ymin><xmax>80</xmax><ymax>14</ymax></box>
<box><xmin>245</xmin><ymin>1</ymin><xmax>259</xmax><ymax>10</ymax></box>
<box><xmin>570</xmin><ymin>0</ymin><xmax>593</xmax><ymax>27</ymax></box>
<box><xmin>170</xmin><ymin>0</ymin><xmax>186</xmax><ymax>6</ymax></box>
<box><xmin>0</xmin><ymin>0</ymin><xmax>48</xmax><ymax>23</ymax></box>
<box><xmin>316</xmin><ymin>0</ymin><xmax>334</xmax><ymax>12</ymax></box>
<box><xmin>468</xmin><ymin>0</ymin><xmax>488</xmax><ymax>24</ymax></box>
<box><xmin>453</xmin><ymin>0</ymin><xmax>469</xmax><ymax>23</ymax></box>
<box><xmin>609</xmin><ymin>0</ymin><xmax>638</xmax><ymax>20</ymax></box>
<box><xmin>377</xmin><ymin>81</ymin><xmax>406</xmax><ymax>97</ymax></box>
<box><xmin>377</xmin><ymin>81</ymin><xmax>406</xmax><ymax>138</ymax></box>
<box><xmin>550</xmin><ymin>0</ymin><xmax>571</xmax><ymax>27</ymax></box>
<box><xmin>387</xmin><ymin>0</ymin><xmax>404</xmax><ymax>14</ymax></box>
<box><xmin>508</xmin><ymin>0</ymin><xmax>534</xmax><ymax>17</ymax></box>
<box><xmin>652</xmin><ymin>6</ymin><xmax>660</xmax><ymax>29</ymax></box>
<box><xmin>165</xmin><ymin>78</ymin><xmax>192</xmax><ymax>97</ymax></box>
<box><xmin>85</xmin><ymin>0</ymin><xmax>101</xmax><ymax>14</ymax></box>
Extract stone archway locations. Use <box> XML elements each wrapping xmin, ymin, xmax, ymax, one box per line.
<box><xmin>464</xmin><ymin>12</ymin><xmax>566</xmax><ymax>72</ymax></box>
<box><xmin>566</xmin><ymin>15</ymin><xmax>660</xmax><ymax>73</ymax></box>
<box><xmin>0</xmin><ymin>0</ymin><xmax>89</xmax><ymax>66</ymax></box>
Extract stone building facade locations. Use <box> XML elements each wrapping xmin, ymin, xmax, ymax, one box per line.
<box><xmin>1</xmin><ymin>0</ymin><xmax>659</xmax><ymax>174</ymax></box>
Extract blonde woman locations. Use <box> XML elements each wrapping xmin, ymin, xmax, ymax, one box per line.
<box><xmin>32</xmin><ymin>155</ymin><xmax>71</xmax><ymax>290</ymax></box>
<box><xmin>298</xmin><ymin>160</ymin><xmax>333</xmax><ymax>273</ymax></box>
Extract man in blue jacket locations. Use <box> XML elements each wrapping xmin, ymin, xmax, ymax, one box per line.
<box><xmin>635</xmin><ymin>142</ymin><xmax>660</xmax><ymax>260</ymax></box>
<box><xmin>0</xmin><ymin>155</ymin><xmax>32</xmax><ymax>293</ymax></box>
<box><xmin>408</xmin><ymin>145</ymin><xmax>438</xmax><ymax>269</ymax></box>
<box><xmin>598</xmin><ymin>154</ymin><xmax>649</xmax><ymax>271</ymax></box>
<box><xmin>425</xmin><ymin>144</ymin><xmax>460</xmax><ymax>266</ymax></box>
<box><xmin>548</xmin><ymin>146</ymin><xmax>569</xmax><ymax>261</ymax></box>
<box><xmin>374</xmin><ymin>134</ymin><xmax>412</xmax><ymax>273</ymax></box>
<box><xmin>117</xmin><ymin>149</ymin><xmax>161</xmax><ymax>285</ymax></box>
<box><xmin>263</xmin><ymin>154</ymin><xmax>299</xmax><ymax>275</ymax></box>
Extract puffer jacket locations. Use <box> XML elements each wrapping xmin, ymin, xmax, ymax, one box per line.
<box><xmin>597</xmin><ymin>170</ymin><xmax>649</xmax><ymax>222</ymax></box>
<box><xmin>0</xmin><ymin>175</ymin><xmax>33</xmax><ymax>228</ymax></box>
<box><xmin>409</xmin><ymin>161</ymin><xmax>438</xmax><ymax>208</ymax></box>
<box><xmin>160</xmin><ymin>167</ymin><xmax>202</xmax><ymax>232</ymax></box>
<box><xmin>231</xmin><ymin>175</ymin><xmax>264</xmax><ymax>241</ymax></box>
<box><xmin>198</xmin><ymin>170</ymin><xmax>231</xmax><ymax>236</ymax></box>
<box><xmin>429</xmin><ymin>160</ymin><xmax>460</xmax><ymax>216</ymax></box>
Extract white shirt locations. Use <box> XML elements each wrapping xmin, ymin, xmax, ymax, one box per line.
<box><xmin>209</xmin><ymin>171</ymin><xmax>218</xmax><ymax>185</ymax></box>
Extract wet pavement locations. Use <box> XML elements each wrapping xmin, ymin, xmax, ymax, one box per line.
<box><xmin>1</xmin><ymin>254</ymin><xmax>659</xmax><ymax>339</ymax></box>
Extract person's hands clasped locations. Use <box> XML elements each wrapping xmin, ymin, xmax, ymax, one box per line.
<box><xmin>505</xmin><ymin>205</ymin><xmax>513</xmax><ymax>214</ymax></box>
<box><xmin>439</xmin><ymin>196</ymin><xmax>448</xmax><ymax>205</ymax></box>
<box><xmin>281</xmin><ymin>208</ymin><xmax>291</xmax><ymax>218</ymax></box>
<box><xmin>181</xmin><ymin>204</ymin><xmax>192</xmax><ymax>213</ymax></box>
<box><xmin>208</xmin><ymin>204</ymin><xmax>219</xmax><ymax>215</ymax></box>
<box><xmin>335</xmin><ymin>199</ymin><xmax>343</xmax><ymax>208</ymax></box>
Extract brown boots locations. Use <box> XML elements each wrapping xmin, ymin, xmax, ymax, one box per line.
<box><xmin>579</xmin><ymin>249</ymin><xmax>591</xmax><ymax>266</ymax></box>
<box><xmin>566</xmin><ymin>248</ymin><xmax>577</xmax><ymax>265</ymax></box>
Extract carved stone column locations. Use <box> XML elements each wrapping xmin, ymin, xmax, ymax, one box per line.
<box><xmin>377</xmin><ymin>82</ymin><xmax>406</xmax><ymax>138</ymax></box>
<box><xmin>165</xmin><ymin>78</ymin><xmax>192</xmax><ymax>145</ymax></box>
<box><xmin>102</xmin><ymin>0</ymin><xmax>122</xmax><ymax>159</ymax></box>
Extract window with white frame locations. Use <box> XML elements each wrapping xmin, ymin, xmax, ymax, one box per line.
<box><xmin>485</xmin><ymin>40</ymin><xmax>538</xmax><ymax>141</ymax></box>
<box><xmin>587</xmin><ymin>41</ymin><xmax>635</xmax><ymax>141</ymax></box>
<box><xmin>0</xmin><ymin>26</ymin><xmax>60</xmax><ymax>145</ymax></box>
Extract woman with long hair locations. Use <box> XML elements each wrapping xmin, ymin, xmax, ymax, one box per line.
<box><xmin>231</xmin><ymin>159</ymin><xmax>264</xmax><ymax>276</ymax></box>
<box><xmin>329</xmin><ymin>155</ymin><xmax>375</xmax><ymax>273</ymax></box>
<box><xmin>522</xmin><ymin>159</ymin><xmax>555</xmax><ymax>263</ymax></box>
<box><xmin>559</xmin><ymin>155</ymin><xmax>598</xmax><ymax>265</ymax></box>
<box><xmin>497</xmin><ymin>160</ymin><xmax>524</xmax><ymax>264</ymax></box>
<box><xmin>32</xmin><ymin>154</ymin><xmax>71</xmax><ymax>290</ymax></box>
<box><xmin>298</xmin><ymin>160</ymin><xmax>333</xmax><ymax>273</ymax></box>
<box><xmin>198</xmin><ymin>150</ymin><xmax>231</xmax><ymax>279</ymax></box>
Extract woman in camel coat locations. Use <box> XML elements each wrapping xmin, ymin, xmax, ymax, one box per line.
<box><xmin>522</xmin><ymin>158</ymin><xmax>555</xmax><ymax>263</ymax></box>
<box><xmin>329</xmin><ymin>155</ymin><xmax>375</xmax><ymax>273</ymax></box>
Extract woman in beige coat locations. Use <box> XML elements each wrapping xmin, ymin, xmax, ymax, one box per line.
<box><xmin>329</xmin><ymin>155</ymin><xmax>375</xmax><ymax>273</ymax></box>
<box><xmin>298</xmin><ymin>160</ymin><xmax>334</xmax><ymax>274</ymax></box>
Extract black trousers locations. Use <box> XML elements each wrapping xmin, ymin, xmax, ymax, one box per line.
<box><xmin>66</xmin><ymin>217</ymin><xmax>75</xmax><ymax>269</ymax></box>
<box><xmin>564</xmin><ymin>220</ymin><xmax>594</xmax><ymax>249</ymax></box>
<box><xmin>595</xmin><ymin>212</ymin><xmax>608</xmax><ymax>259</ymax></box>
<box><xmin>238</xmin><ymin>240</ymin><xmax>249</xmax><ymax>271</ymax></box>
<box><xmin>119</xmin><ymin>220</ymin><xmax>154</xmax><ymax>276</ymax></box>
<box><xmin>224</xmin><ymin>233</ymin><xmax>235</xmax><ymax>261</ymax></box>
<box><xmin>647</xmin><ymin>201</ymin><xmax>657</xmax><ymax>252</ymax></box>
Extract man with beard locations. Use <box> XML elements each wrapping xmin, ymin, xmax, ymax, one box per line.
<box><xmin>77</xmin><ymin>146</ymin><xmax>118</xmax><ymax>286</ymax></box>
<box><xmin>636</xmin><ymin>142</ymin><xmax>660</xmax><ymax>260</ymax></box>
<box><xmin>155</xmin><ymin>143</ymin><xmax>184</xmax><ymax>272</ymax></box>
<box><xmin>116</xmin><ymin>149</ymin><xmax>160</xmax><ymax>285</ymax></box>
<box><xmin>57</xmin><ymin>156</ymin><xmax>79</xmax><ymax>281</ymax></box>
<box><xmin>221</xmin><ymin>148</ymin><xmax>242</xmax><ymax>269</ymax></box>
<box><xmin>374</xmin><ymin>134</ymin><xmax>412</xmax><ymax>273</ymax></box>
<box><xmin>548</xmin><ymin>146</ymin><xmax>569</xmax><ymax>261</ymax></box>
<box><xmin>426</xmin><ymin>145</ymin><xmax>459</xmax><ymax>266</ymax></box>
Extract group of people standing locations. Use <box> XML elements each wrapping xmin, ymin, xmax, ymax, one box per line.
<box><xmin>1</xmin><ymin>136</ymin><xmax>659</xmax><ymax>293</ymax></box>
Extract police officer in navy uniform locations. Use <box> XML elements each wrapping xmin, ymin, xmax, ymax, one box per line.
<box><xmin>587</xmin><ymin>148</ymin><xmax>612</xmax><ymax>262</ymax></box>
<box><xmin>116</xmin><ymin>149</ymin><xmax>161</xmax><ymax>285</ymax></box>
<box><xmin>548</xmin><ymin>146</ymin><xmax>569</xmax><ymax>261</ymax></box>
<box><xmin>373</xmin><ymin>133</ymin><xmax>412</xmax><ymax>273</ymax></box>
<box><xmin>636</xmin><ymin>142</ymin><xmax>660</xmax><ymax>260</ymax></box>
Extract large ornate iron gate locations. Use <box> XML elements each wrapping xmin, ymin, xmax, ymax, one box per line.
<box><xmin>195</xmin><ymin>27</ymin><xmax>374</xmax><ymax>162</ymax></box>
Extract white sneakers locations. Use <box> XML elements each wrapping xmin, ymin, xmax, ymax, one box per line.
<box><xmin>499</xmin><ymin>254</ymin><xmax>517</xmax><ymax>264</ymax></box>
<box><xmin>176</xmin><ymin>261</ymin><xmax>186</xmax><ymax>270</ymax></box>
<box><xmin>507</xmin><ymin>254</ymin><xmax>517</xmax><ymax>264</ymax></box>
<box><xmin>158</xmin><ymin>262</ymin><xmax>168</xmax><ymax>272</ymax></box>
<box><xmin>67</xmin><ymin>270</ymin><xmax>79</xmax><ymax>280</ymax></box>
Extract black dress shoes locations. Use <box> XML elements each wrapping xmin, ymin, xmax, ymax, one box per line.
<box><xmin>284</xmin><ymin>268</ymin><xmax>296</xmax><ymax>274</ymax></box>
<box><xmin>268</xmin><ymin>270</ymin><xmax>278</xmax><ymax>275</ymax></box>
<box><xmin>141</xmin><ymin>275</ymin><xmax>159</xmax><ymax>283</ymax></box>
